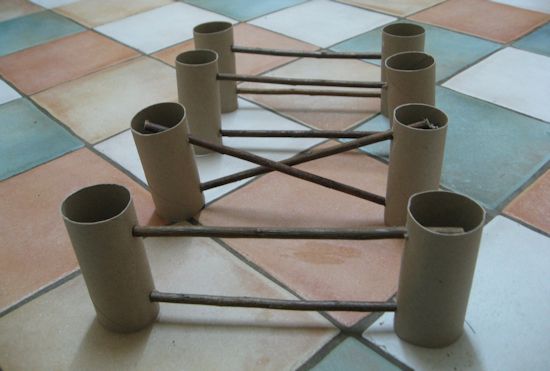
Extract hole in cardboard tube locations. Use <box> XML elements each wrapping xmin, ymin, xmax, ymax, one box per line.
<box><xmin>131</xmin><ymin>102</ymin><xmax>185</xmax><ymax>135</ymax></box>
<box><xmin>383</xmin><ymin>23</ymin><xmax>425</xmax><ymax>38</ymax></box>
<box><xmin>194</xmin><ymin>21</ymin><xmax>233</xmax><ymax>35</ymax></box>
<box><xmin>394</xmin><ymin>103</ymin><xmax>448</xmax><ymax>130</ymax></box>
<box><xmin>176</xmin><ymin>49</ymin><xmax>218</xmax><ymax>66</ymax></box>
<box><xmin>386</xmin><ymin>51</ymin><xmax>434</xmax><ymax>71</ymax></box>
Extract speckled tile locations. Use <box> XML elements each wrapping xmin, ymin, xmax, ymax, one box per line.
<box><xmin>364</xmin><ymin>217</ymin><xmax>550</xmax><ymax>371</ymax></box>
<box><xmin>153</xmin><ymin>23</ymin><xmax>318</xmax><ymax>75</ymax></box>
<box><xmin>0</xmin><ymin>31</ymin><xmax>138</xmax><ymax>95</ymax></box>
<box><xmin>54</xmin><ymin>0</ymin><xmax>173</xmax><ymax>27</ymax></box>
<box><xmin>336</xmin><ymin>0</ymin><xmax>445</xmax><ymax>16</ymax></box>
<box><xmin>0</xmin><ymin>148</ymin><xmax>160</xmax><ymax>312</ymax></box>
<box><xmin>95</xmin><ymin>2</ymin><xmax>235</xmax><ymax>54</ymax></box>
<box><xmin>349</xmin><ymin>87</ymin><xmax>550</xmax><ymax>209</ymax></box>
<box><xmin>95</xmin><ymin>99</ymin><xmax>324</xmax><ymax>204</ymax></box>
<box><xmin>0</xmin><ymin>235</ymin><xmax>337</xmax><ymax>370</ymax></box>
<box><xmin>199</xmin><ymin>141</ymin><xmax>403</xmax><ymax>327</ymax></box>
<box><xmin>331</xmin><ymin>21</ymin><xmax>501</xmax><ymax>82</ymax></box>
<box><xmin>0</xmin><ymin>11</ymin><xmax>84</xmax><ymax>56</ymax></box>
<box><xmin>241</xmin><ymin>58</ymin><xmax>382</xmax><ymax>130</ymax></box>
<box><xmin>185</xmin><ymin>0</ymin><xmax>307</xmax><ymax>21</ymax></box>
<box><xmin>409</xmin><ymin>0</ymin><xmax>549</xmax><ymax>43</ymax></box>
<box><xmin>504</xmin><ymin>170</ymin><xmax>550</xmax><ymax>233</ymax></box>
<box><xmin>0</xmin><ymin>79</ymin><xmax>20</xmax><ymax>105</ymax></box>
<box><xmin>513</xmin><ymin>23</ymin><xmax>550</xmax><ymax>57</ymax></box>
<box><xmin>249</xmin><ymin>0</ymin><xmax>395</xmax><ymax>48</ymax></box>
<box><xmin>444</xmin><ymin>47</ymin><xmax>550</xmax><ymax>123</ymax></box>
<box><xmin>0</xmin><ymin>98</ymin><xmax>82</xmax><ymax>180</ymax></box>
<box><xmin>492</xmin><ymin>0</ymin><xmax>550</xmax><ymax>14</ymax></box>
<box><xmin>0</xmin><ymin>0</ymin><xmax>41</xmax><ymax>23</ymax></box>
<box><xmin>32</xmin><ymin>57</ymin><xmax>177</xmax><ymax>144</ymax></box>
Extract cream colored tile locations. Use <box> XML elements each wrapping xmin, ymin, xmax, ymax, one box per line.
<box><xmin>337</xmin><ymin>0</ymin><xmax>445</xmax><ymax>16</ymax></box>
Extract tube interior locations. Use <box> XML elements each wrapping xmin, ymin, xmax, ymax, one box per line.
<box><xmin>176</xmin><ymin>49</ymin><xmax>218</xmax><ymax>66</ymax></box>
<box><xmin>194</xmin><ymin>21</ymin><xmax>232</xmax><ymax>35</ymax></box>
<box><xmin>408</xmin><ymin>191</ymin><xmax>485</xmax><ymax>233</ymax></box>
<box><xmin>386</xmin><ymin>51</ymin><xmax>434</xmax><ymax>71</ymax></box>
<box><xmin>62</xmin><ymin>184</ymin><xmax>131</xmax><ymax>224</ymax></box>
<box><xmin>383</xmin><ymin>23</ymin><xmax>425</xmax><ymax>38</ymax></box>
<box><xmin>394</xmin><ymin>103</ymin><xmax>448</xmax><ymax>130</ymax></box>
<box><xmin>131</xmin><ymin>102</ymin><xmax>185</xmax><ymax>135</ymax></box>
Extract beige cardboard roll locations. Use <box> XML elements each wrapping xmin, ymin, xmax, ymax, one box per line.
<box><xmin>61</xmin><ymin>184</ymin><xmax>159</xmax><ymax>333</ymax></box>
<box><xmin>194</xmin><ymin>21</ymin><xmax>238</xmax><ymax>113</ymax></box>
<box><xmin>176</xmin><ymin>49</ymin><xmax>222</xmax><ymax>155</ymax></box>
<box><xmin>131</xmin><ymin>102</ymin><xmax>204</xmax><ymax>222</ymax></box>
<box><xmin>386</xmin><ymin>51</ymin><xmax>435</xmax><ymax>120</ymax></box>
<box><xmin>381</xmin><ymin>23</ymin><xmax>425</xmax><ymax>116</ymax></box>
<box><xmin>384</xmin><ymin>103</ymin><xmax>448</xmax><ymax>226</ymax></box>
<box><xmin>395</xmin><ymin>191</ymin><xmax>485</xmax><ymax>347</ymax></box>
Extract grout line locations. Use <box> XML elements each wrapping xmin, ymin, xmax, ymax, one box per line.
<box><xmin>295</xmin><ymin>332</ymin><xmax>347</xmax><ymax>370</ymax></box>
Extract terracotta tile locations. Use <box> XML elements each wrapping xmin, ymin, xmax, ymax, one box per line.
<box><xmin>409</xmin><ymin>0</ymin><xmax>550</xmax><ymax>43</ymax></box>
<box><xmin>0</xmin><ymin>0</ymin><xmax>41</xmax><ymax>23</ymax></box>
<box><xmin>32</xmin><ymin>57</ymin><xmax>177</xmax><ymax>144</ymax></box>
<box><xmin>0</xmin><ymin>236</ymin><xmax>336</xmax><ymax>370</ymax></box>
<box><xmin>336</xmin><ymin>0</ymin><xmax>445</xmax><ymax>17</ymax></box>
<box><xmin>55</xmin><ymin>0</ymin><xmax>173</xmax><ymax>27</ymax></box>
<box><xmin>199</xmin><ymin>142</ymin><xmax>403</xmax><ymax>327</ymax></box>
<box><xmin>0</xmin><ymin>148</ymin><xmax>161</xmax><ymax>312</ymax></box>
<box><xmin>153</xmin><ymin>23</ymin><xmax>319</xmax><ymax>75</ymax></box>
<box><xmin>241</xmin><ymin>58</ymin><xmax>381</xmax><ymax>130</ymax></box>
<box><xmin>504</xmin><ymin>170</ymin><xmax>550</xmax><ymax>233</ymax></box>
<box><xmin>0</xmin><ymin>31</ymin><xmax>138</xmax><ymax>95</ymax></box>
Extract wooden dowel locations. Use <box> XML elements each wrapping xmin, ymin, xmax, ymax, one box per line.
<box><xmin>133</xmin><ymin>225</ymin><xmax>407</xmax><ymax>239</ymax></box>
<box><xmin>220</xmin><ymin>129</ymin><xmax>379</xmax><ymax>138</ymax></box>
<box><xmin>231</xmin><ymin>46</ymin><xmax>382</xmax><ymax>60</ymax></box>
<box><xmin>217</xmin><ymin>73</ymin><xmax>385</xmax><ymax>89</ymax></box>
<box><xmin>150</xmin><ymin>290</ymin><xmax>396</xmax><ymax>312</ymax></box>
<box><xmin>189</xmin><ymin>135</ymin><xmax>386</xmax><ymax>205</ymax></box>
<box><xmin>237</xmin><ymin>88</ymin><xmax>381</xmax><ymax>97</ymax></box>
<box><xmin>144</xmin><ymin>120</ymin><xmax>168</xmax><ymax>132</ymax></box>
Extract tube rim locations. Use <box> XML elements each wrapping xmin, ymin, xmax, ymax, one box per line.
<box><xmin>393</xmin><ymin>103</ymin><xmax>448</xmax><ymax>132</ymax></box>
<box><xmin>385</xmin><ymin>51</ymin><xmax>434</xmax><ymax>73</ymax></box>
<box><xmin>193</xmin><ymin>21</ymin><xmax>233</xmax><ymax>35</ymax></box>
<box><xmin>383</xmin><ymin>23</ymin><xmax>425</xmax><ymax>38</ymax></box>
<box><xmin>176</xmin><ymin>49</ymin><xmax>219</xmax><ymax>67</ymax></box>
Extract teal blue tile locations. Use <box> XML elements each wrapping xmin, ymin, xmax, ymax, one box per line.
<box><xmin>311</xmin><ymin>338</ymin><xmax>401</xmax><ymax>371</ymax></box>
<box><xmin>0</xmin><ymin>98</ymin><xmax>83</xmax><ymax>180</ymax></box>
<box><xmin>331</xmin><ymin>21</ymin><xmax>501</xmax><ymax>82</ymax></box>
<box><xmin>513</xmin><ymin>23</ymin><xmax>550</xmax><ymax>57</ymax></box>
<box><xmin>183</xmin><ymin>0</ymin><xmax>307</xmax><ymax>21</ymax></box>
<box><xmin>346</xmin><ymin>87</ymin><xmax>550</xmax><ymax>209</ymax></box>
<box><xmin>0</xmin><ymin>11</ymin><xmax>84</xmax><ymax>56</ymax></box>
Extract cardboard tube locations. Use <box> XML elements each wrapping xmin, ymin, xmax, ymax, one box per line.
<box><xmin>61</xmin><ymin>184</ymin><xmax>159</xmax><ymax>333</ymax></box>
<box><xmin>176</xmin><ymin>49</ymin><xmax>222</xmax><ymax>155</ymax></box>
<box><xmin>381</xmin><ymin>23</ymin><xmax>425</xmax><ymax>116</ymax></box>
<box><xmin>131</xmin><ymin>102</ymin><xmax>204</xmax><ymax>222</ymax></box>
<box><xmin>384</xmin><ymin>104</ymin><xmax>448</xmax><ymax>226</ymax></box>
<box><xmin>395</xmin><ymin>191</ymin><xmax>485</xmax><ymax>347</ymax></box>
<box><xmin>385</xmin><ymin>51</ymin><xmax>435</xmax><ymax>120</ymax></box>
<box><xmin>194</xmin><ymin>22</ymin><xmax>238</xmax><ymax>113</ymax></box>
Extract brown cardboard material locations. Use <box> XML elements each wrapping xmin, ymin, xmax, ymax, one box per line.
<box><xmin>61</xmin><ymin>184</ymin><xmax>159</xmax><ymax>333</ymax></box>
<box><xmin>131</xmin><ymin>102</ymin><xmax>204</xmax><ymax>222</ymax></box>
<box><xmin>385</xmin><ymin>51</ymin><xmax>435</xmax><ymax>120</ymax></box>
<box><xmin>384</xmin><ymin>103</ymin><xmax>448</xmax><ymax>226</ymax></box>
<box><xmin>395</xmin><ymin>190</ymin><xmax>485</xmax><ymax>347</ymax></box>
<box><xmin>194</xmin><ymin>21</ymin><xmax>238</xmax><ymax>113</ymax></box>
<box><xmin>176</xmin><ymin>49</ymin><xmax>222</xmax><ymax>155</ymax></box>
<box><xmin>381</xmin><ymin>23</ymin><xmax>425</xmax><ymax>116</ymax></box>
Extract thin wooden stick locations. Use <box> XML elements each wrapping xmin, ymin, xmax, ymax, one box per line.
<box><xmin>150</xmin><ymin>290</ymin><xmax>396</xmax><ymax>312</ymax></box>
<box><xmin>220</xmin><ymin>129</ymin><xmax>378</xmax><ymax>139</ymax></box>
<box><xmin>236</xmin><ymin>88</ymin><xmax>381</xmax><ymax>97</ymax></box>
<box><xmin>217</xmin><ymin>73</ymin><xmax>385</xmax><ymax>89</ymax></box>
<box><xmin>231</xmin><ymin>46</ymin><xmax>382</xmax><ymax>60</ymax></box>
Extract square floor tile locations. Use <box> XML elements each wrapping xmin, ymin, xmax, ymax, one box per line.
<box><xmin>153</xmin><ymin>23</ymin><xmax>318</xmax><ymax>76</ymax></box>
<box><xmin>492</xmin><ymin>0</ymin><xmax>550</xmax><ymax>14</ymax></box>
<box><xmin>249</xmin><ymin>0</ymin><xmax>395</xmax><ymax>48</ymax></box>
<box><xmin>0</xmin><ymin>235</ymin><xmax>337</xmax><ymax>370</ymax></box>
<box><xmin>444</xmin><ymin>47</ymin><xmax>550</xmax><ymax>123</ymax></box>
<box><xmin>504</xmin><ymin>169</ymin><xmax>550</xmax><ymax>233</ymax></box>
<box><xmin>0</xmin><ymin>0</ymin><xmax>41</xmax><ymax>23</ymax></box>
<box><xmin>95</xmin><ymin>99</ymin><xmax>324</xmax><ymax>204</ymax></box>
<box><xmin>364</xmin><ymin>217</ymin><xmax>550</xmax><ymax>371</ymax></box>
<box><xmin>199</xmin><ymin>141</ymin><xmax>404</xmax><ymax>327</ymax></box>
<box><xmin>0</xmin><ymin>11</ymin><xmax>84</xmax><ymax>56</ymax></box>
<box><xmin>0</xmin><ymin>31</ymin><xmax>138</xmax><ymax>95</ymax></box>
<box><xmin>241</xmin><ymin>58</ymin><xmax>382</xmax><ymax>130</ymax></box>
<box><xmin>513</xmin><ymin>22</ymin><xmax>550</xmax><ymax>57</ymax></box>
<box><xmin>409</xmin><ymin>0</ymin><xmax>549</xmax><ymax>43</ymax></box>
<box><xmin>0</xmin><ymin>79</ymin><xmax>20</xmax><ymax>105</ymax></box>
<box><xmin>32</xmin><ymin>57</ymin><xmax>177</xmax><ymax>144</ymax></box>
<box><xmin>30</xmin><ymin>0</ymin><xmax>77</xmax><ymax>7</ymax></box>
<box><xmin>54</xmin><ymin>0</ymin><xmax>172</xmax><ymax>27</ymax></box>
<box><xmin>0</xmin><ymin>98</ymin><xmax>82</xmax><ymax>180</ymax></box>
<box><xmin>185</xmin><ymin>0</ymin><xmax>307</xmax><ymax>21</ymax></box>
<box><xmin>332</xmin><ymin>21</ymin><xmax>501</xmax><ymax>82</ymax></box>
<box><xmin>0</xmin><ymin>148</ymin><xmax>160</xmax><ymax>312</ymax></box>
<box><xmin>350</xmin><ymin>87</ymin><xmax>550</xmax><ymax>209</ymax></box>
<box><xmin>95</xmin><ymin>2</ymin><xmax>235</xmax><ymax>54</ymax></box>
<box><xmin>336</xmin><ymin>0</ymin><xmax>445</xmax><ymax>17</ymax></box>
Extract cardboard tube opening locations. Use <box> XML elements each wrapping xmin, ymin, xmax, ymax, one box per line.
<box><xmin>62</xmin><ymin>184</ymin><xmax>131</xmax><ymax>224</ymax></box>
<box><xmin>176</xmin><ymin>49</ymin><xmax>218</xmax><ymax>66</ymax></box>
<box><xmin>194</xmin><ymin>21</ymin><xmax>233</xmax><ymax>35</ymax></box>
<box><xmin>131</xmin><ymin>102</ymin><xmax>185</xmax><ymax>135</ymax></box>
<box><xmin>393</xmin><ymin>103</ymin><xmax>448</xmax><ymax>130</ymax></box>
<box><xmin>386</xmin><ymin>51</ymin><xmax>434</xmax><ymax>71</ymax></box>
<box><xmin>383</xmin><ymin>23</ymin><xmax>425</xmax><ymax>38</ymax></box>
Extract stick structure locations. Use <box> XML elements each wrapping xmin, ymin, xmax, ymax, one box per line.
<box><xmin>218</xmin><ymin>73</ymin><xmax>385</xmax><ymax>89</ymax></box>
<box><xmin>220</xmin><ymin>129</ymin><xmax>378</xmax><ymax>139</ymax></box>
<box><xmin>237</xmin><ymin>87</ymin><xmax>381</xmax><ymax>97</ymax></box>
<box><xmin>150</xmin><ymin>291</ymin><xmax>397</xmax><ymax>312</ymax></box>
<box><xmin>232</xmin><ymin>46</ymin><xmax>382</xmax><ymax>60</ymax></box>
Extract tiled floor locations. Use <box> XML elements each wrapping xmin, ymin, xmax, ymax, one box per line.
<box><xmin>1</xmin><ymin>1</ymin><xmax>549</xmax><ymax>370</ymax></box>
